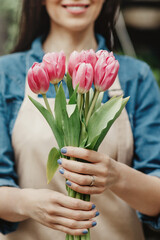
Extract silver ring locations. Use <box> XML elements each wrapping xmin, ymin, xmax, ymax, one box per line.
<box><xmin>89</xmin><ymin>175</ymin><xmax>95</xmax><ymax>187</ymax></box>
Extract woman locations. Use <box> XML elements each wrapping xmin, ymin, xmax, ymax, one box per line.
<box><xmin>0</xmin><ymin>0</ymin><xmax>160</xmax><ymax>239</ymax></box>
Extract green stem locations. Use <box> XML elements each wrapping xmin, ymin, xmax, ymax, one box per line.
<box><xmin>66</xmin><ymin>234</ymin><xmax>69</xmax><ymax>240</ymax></box>
<box><xmin>54</xmin><ymin>83</ymin><xmax>58</xmax><ymax>93</ymax></box>
<box><xmin>68</xmin><ymin>186</ymin><xmax>76</xmax><ymax>198</ymax></box>
<box><xmin>86</xmin><ymin>229</ymin><xmax>90</xmax><ymax>240</ymax></box>
<box><xmin>81</xmin><ymin>235</ymin><xmax>86</xmax><ymax>240</ymax></box>
<box><xmin>76</xmin><ymin>192</ymin><xmax>82</xmax><ymax>199</ymax></box>
<box><xmin>86</xmin><ymin>90</ymin><xmax>99</xmax><ymax>126</ymax></box>
<box><xmin>81</xmin><ymin>228</ymin><xmax>90</xmax><ymax>240</ymax></box>
<box><xmin>77</xmin><ymin>94</ymin><xmax>81</xmax><ymax>112</ymax></box>
<box><xmin>75</xmin><ymin>236</ymin><xmax>80</xmax><ymax>240</ymax></box>
<box><xmin>84</xmin><ymin>194</ymin><xmax>90</xmax><ymax>202</ymax></box>
<box><xmin>77</xmin><ymin>93</ymin><xmax>83</xmax><ymax>113</ymax></box>
<box><xmin>42</xmin><ymin>94</ymin><xmax>52</xmax><ymax>115</ymax></box>
<box><xmin>69</xmin><ymin>235</ymin><xmax>74</xmax><ymax>240</ymax></box>
<box><xmin>85</xmin><ymin>92</ymin><xmax>89</xmax><ymax>119</ymax></box>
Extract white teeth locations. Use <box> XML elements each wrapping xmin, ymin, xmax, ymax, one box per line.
<box><xmin>66</xmin><ymin>6</ymin><xmax>86</xmax><ymax>10</ymax></box>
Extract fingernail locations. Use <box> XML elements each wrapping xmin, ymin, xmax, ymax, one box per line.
<box><xmin>95</xmin><ymin>211</ymin><xmax>100</xmax><ymax>217</ymax></box>
<box><xmin>66</xmin><ymin>180</ymin><xmax>72</xmax><ymax>186</ymax></box>
<box><xmin>61</xmin><ymin>148</ymin><xmax>67</xmax><ymax>154</ymax></box>
<box><xmin>82</xmin><ymin>230</ymin><xmax>88</xmax><ymax>234</ymax></box>
<box><xmin>59</xmin><ymin>168</ymin><xmax>64</xmax><ymax>174</ymax></box>
<box><xmin>57</xmin><ymin>159</ymin><xmax>62</xmax><ymax>165</ymax></box>
<box><xmin>92</xmin><ymin>204</ymin><xmax>96</xmax><ymax>210</ymax></box>
<box><xmin>92</xmin><ymin>221</ymin><xmax>97</xmax><ymax>227</ymax></box>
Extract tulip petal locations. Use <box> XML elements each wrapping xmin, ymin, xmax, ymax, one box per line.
<box><xmin>94</xmin><ymin>52</ymin><xmax>119</xmax><ymax>92</ymax></box>
<box><xmin>28</xmin><ymin>62</ymin><xmax>50</xmax><ymax>94</ymax></box>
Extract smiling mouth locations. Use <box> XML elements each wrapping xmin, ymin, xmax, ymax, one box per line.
<box><xmin>62</xmin><ymin>4</ymin><xmax>90</xmax><ymax>11</ymax></box>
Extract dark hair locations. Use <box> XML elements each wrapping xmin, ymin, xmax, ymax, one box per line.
<box><xmin>13</xmin><ymin>0</ymin><xmax>121</xmax><ymax>52</ymax></box>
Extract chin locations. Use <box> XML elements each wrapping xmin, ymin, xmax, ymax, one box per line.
<box><xmin>64</xmin><ymin>20</ymin><xmax>92</xmax><ymax>32</ymax></box>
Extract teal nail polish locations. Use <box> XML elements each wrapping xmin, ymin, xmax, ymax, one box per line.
<box><xmin>57</xmin><ymin>159</ymin><xmax>62</xmax><ymax>165</ymax></box>
<box><xmin>95</xmin><ymin>211</ymin><xmax>100</xmax><ymax>217</ymax></box>
<box><xmin>92</xmin><ymin>204</ymin><xmax>96</xmax><ymax>209</ymax></box>
<box><xmin>92</xmin><ymin>221</ymin><xmax>97</xmax><ymax>227</ymax></box>
<box><xmin>61</xmin><ymin>148</ymin><xmax>67</xmax><ymax>154</ymax></box>
<box><xmin>82</xmin><ymin>230</ymin><xmax>88</xmax><ymax>234</ymax></box>
<box><xmin>59</xmin><ymin>168</ymin><xmax>64</xmax><ymax>174</ymax></box>
<box><xmin>66</xmin><ymin>180</ymin><xmax>72</xmax><ymax>186</ymax></box>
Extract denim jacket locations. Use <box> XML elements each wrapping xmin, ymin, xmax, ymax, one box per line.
<box><xmin>0</xmin><ymin>34</ymin><xmax>160</xmax><ymax>234</ymax></box>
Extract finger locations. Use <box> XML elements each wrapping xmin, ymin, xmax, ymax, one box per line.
<box><xmin>49</xmin><ymin>215</ymin><xmax>97</xmax><ymax>230</ymax></box>
<box><xmin>49</xmin><ymin>223</ymin><xmax>89</xmax><ymax>236</ymax></box>
<box><xmin>58</xmin><ymin>158</ymin><xmax>104</xmax><ymax>175</ymax></box>
<box><xmin>56</xmin><ymin>194</ymin><xmax>96</xmax><ymax>210</ymax></box>
<box><xmin>61</xmin><ymin>147</ymin><xmax>106</xmax><ymax>163</ymax></box>
<box><xmin>53</xmin><ymin>206</ymin><xmax>98</xmax><ymax>221</ymax></box>
<box><xmin>59</xmin><ymin>167</ymin><xmax>105</xmax><ymax>187</ymax></box>
<box><xmin>65</xmin><ymin>180</ymin><xmax>105</xmax><ymax>195</ymax></box>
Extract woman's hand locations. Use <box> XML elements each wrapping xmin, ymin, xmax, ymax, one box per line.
<box><xmin>58</xmin><ymin>147</ymin><xmax>120</xmax><ymax>195</ymax></box>
<box><xmin>22</xmin><ymin>188</ymin><xmax>98</xmax><ymax>235</ymax></box>
<box><xmin>0</xmin><ymin>187</ymin><xmax>98</xmax><ymax>236</ymax></box>
<box><xmin>59</xmin><ymin>147</ymin><xmax>160</xmax><ymax>217</ymax></box>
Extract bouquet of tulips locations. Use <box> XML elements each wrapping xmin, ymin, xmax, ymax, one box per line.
<box><xmin>28</xmin><ymin>49</ymin><xmax>129</xmax><ymax>240</ymax></box>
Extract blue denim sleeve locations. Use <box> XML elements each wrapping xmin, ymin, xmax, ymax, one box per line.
<box><xmin>132</xmin><ymin>66</ymin><xmax>160</xmax><ymax>230</ymax></box>
<box><xmin>0</xmin><ymin>74</ymin><xmax>19</xmax><ymax>234</ymax></box>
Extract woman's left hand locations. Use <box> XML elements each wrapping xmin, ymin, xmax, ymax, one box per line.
<box><xmin>58</xmin><ymin>147</ymin><xmax>120</xmax><ymax>195</ymax></box>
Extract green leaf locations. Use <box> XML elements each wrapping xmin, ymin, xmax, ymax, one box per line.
<box><xmin>47</xmin><ymin>147</ymin><xmax>60</xmax><ymax>184</ymax></box>
<box><xmin>94</xmin><ymin>97</ymin><xmax>130</xmax><ymax>151</ymax></box>
<box><xmin>65</xmin><ymin>72</ymin><xmax>74</xmax><ymax>98</ymax></box>
<box><xmin>86</xmin><ymin>96</ymin><xmax>129</xmax><ymax>149</ymax></box>
<box><xmin>89</xmin><ymin>88</ymin><xmax>94</xmax><ymax>106</ymax></box>
<box><xmin>28</xmin><ymin>96</ymin><xmax>64</xmax><ymax>148</ymax></box>
<box><xmin>66</xmin><ymin>105</ymin><xmax>81</xmax><ymax>146</ymax></box>
<box><xmin>54</xmin><ymin>83</ymin><xmax>70</xmax><ymax>145</ymax></box>
<box><xmin>54</xmin><ymin>83</ymin><xmax>80</xmax><ymax>146</ymax></box>
<box><xmin>68</xmin><ymin>84</ymin><xmax>79</xmax><ymax>104</ymax></box>
<box><xmin>54</xmin><ymin>83</ymin><xmax>67</xmax><ymax>129</ymax></box>
<box><xmin>79</xmin><ymin>120</ymin><xmax>88</xmax><ymax>147</ymax></box>
<box><xmin>93</xmin><ymin>91</ymin><xmax>104</xmax><ymax>112</ymax></box>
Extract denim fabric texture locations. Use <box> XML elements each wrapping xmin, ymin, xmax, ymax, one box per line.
<box><xmin>0</xmin><ymin>34</ymin><xmax>160</xmax><ymax>234</ymax></box>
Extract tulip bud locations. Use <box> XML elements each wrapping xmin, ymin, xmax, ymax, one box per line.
<box><xmin>68</xmin><ymin>51</ymin><xmax>80</xmax><ymax>77</ymax></box>
<box><xmin>43</xmin><ymin>51</ymin><xmax>66</xmax><ymax>84</ymax></box>
<box><xmin>68</xmin><ymin>49</ymin><xmax>96</xmax><ymax>77</ymax></box>
<box><xmin>28</xmin><ymin>62</ymin><xmax>50</xmax><ymax>94</ymax></box>
<box><xmin>94</xmin><ymin>52</ymin><xmax>119</xmax><ymax>92</ymax></box>
<box><xmin>80</xmin><ymin>49</ymin><xmax>97</xmax><ymax>69</ymax></box>
<box><xmin>96</xmin><ymin>50</ymin><xmax>111</xmax><ymax>60</ymax></box>
<box><xmin>72</xmin><ymin>63</ymin><xmax>93</xmax><ymax>94</ymax></box>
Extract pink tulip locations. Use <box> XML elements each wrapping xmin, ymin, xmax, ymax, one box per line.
<box><xmin>68</xmin><ymin>49</ymin><xmax>96</xmax><ymax>77</ymax></box>
<box><xmin>80</xmin><ymin>49</ymin><xmax>97</xmax><ymax>69</ymax></box>
<box><xmin>28</xmin><ymin>62</ymin><xmax>50</xmax><ymax>94</ymax></box>
<box><xmin>96</xmin><ymin>50</ymin><xmax>111</xmax><ymax>60</ymax></box>
<box><xmin>72</xmin><ymin>63</ymin><xmax>93</xmax><ymax>94</ymax></box>
<box><xmin>94</xmin><ymin>52</ymin><xmax>119</xmax><ymax>92</ymax></box>
<box><xmin>43</xmin><ymin>51</ymin><xmax>66</xmax><ymax>84</ymax></box>
<box><xmin>68</xmin><ymin>51</ymin><xmax>80</xmax><ymax>77</ymax></box>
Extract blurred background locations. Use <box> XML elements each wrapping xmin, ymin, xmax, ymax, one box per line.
<box><xmin>0</xmin><ymin>0</ymin><xmax>159</xmax><ymax>86</ymax></box>
<box><xmin>0</xmin><ymin>0</ymin><xmax>159</xmax><ymax>239</ymax></box>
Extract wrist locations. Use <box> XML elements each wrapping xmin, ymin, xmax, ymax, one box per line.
<box><xmin>109</xmin><ymin>160</ymin><xmax>126</xmax><ymax>193</ymax></box>
<box><xmin>17</xmin><ymin>188</ymin><xmax>34</xmax><ymax>220</ymax></box>
<box><xmin>0</xmin><ymin>187</ymin><xmax>29</xmax><ymax>222</ymax></box>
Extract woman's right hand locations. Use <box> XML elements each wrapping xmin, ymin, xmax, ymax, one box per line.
<box><xmin>21</xmin><ymin>188</ymin><xmax>98</xmax><ymax>236</ymax></box>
